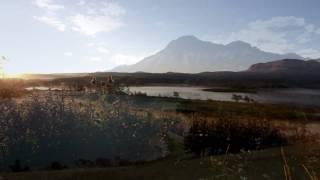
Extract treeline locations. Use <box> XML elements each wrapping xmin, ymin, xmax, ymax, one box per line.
<box><xmin>41</xmin><ymin>71</ymin><xmax>320</xmax><ymax>89</ymax></box>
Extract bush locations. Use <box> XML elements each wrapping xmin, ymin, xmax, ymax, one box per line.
<box><xmin>9</xmin><ymin>160</ymin><xmax>30</xmax><ymax>172</ymax></box>
<box><xmin>74</xmin><ymin>159</ymin><xmax>95</xmax><ymax>168</ymax></box>
<box><xmin>49</xmin><ymin>161</ymin><xmax>67</xmax><ymax>170</ymax></box>
<box><xmin>95</xmin><ymin>158</ymin><xmax>112</xmax><ymax>167</ymax></box>
<box><xmin>184</xmin><ymin>118</ymin><xmax>287</xmax><ymax>157</ymax></box>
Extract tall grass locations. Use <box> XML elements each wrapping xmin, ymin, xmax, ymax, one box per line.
<box><xmin>0</xmin><ymin>93</ymin><xmax>168</xmax><ymax>170</ymax></box>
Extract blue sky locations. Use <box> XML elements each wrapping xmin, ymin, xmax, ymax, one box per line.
<box><xmin>1</xmin><ymin>0</ymin><xmax>320</xmax><ymax>75</ymax></box>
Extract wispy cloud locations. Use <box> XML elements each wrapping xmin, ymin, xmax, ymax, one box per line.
<box><xmin>33</xmin><ymin>0</ymin><xmax>66</xmax><ymax>32</ymax></box>
<box><xmin>110</xmin><ymin>54</ymin><xmax>143</xmax><ymax>66</ymax></box>
<box><xmin>297</xmin><ymin>48</ymin><xmax>320</xmax><ymax>59</ymax></box>
<box><xmin>33</xmin><ymin>15</ymin><xmax>66</xmax><ymax>31</ymax></box>
<box><xmin>226</xmin><ymin>16</ymin><xmax>318</xmax><ymax>53</ymax></box>
<box><xmin>70</xmin><ymin>2</ymin><xmax>125</xmax><ymax>36</ymax></box>
<box><xmin>77</xmin><ymin>0</ymin><xmax>86</xmax><ymax>6</ymax></box>
<box><xmin>154</xmin><ymin>21</ymin><xmax>167</xmax><ymax>30</ymax></box>
<box><xmin>85</xmin><ymin>53</ymin><xmax>142</xmax><ymax>66</ymax></box>
<box><xmin>70</xmin><ymin>14</ymin><xmax>124</xmax><ymax>36</ymax></box>
<box><xmin>88</xmin><ymin>56</ymin><xmax>103</xmax><ymax>62</ymax></box>
<box><xmin>32</xmin><ymin>0</ymin><xmax>125</xmax><ymax>35</ymax></box>
<box><xmin>64</xmin><ymin>52</ymin><xmax>73</xmax><ymax>56</ymax></box>
<box><xmin>206</xmin><ymin>16</ymin><xmax>319</xmax><ymax>57</ymax></box>
<box><xmin>33</xmin><ymin>0</ymin><xmax>64</xmax><ymax>11</ymax></box>
<box><xmin>100</xmin><ymin>2</ymin><xmax>126</xmax><ymax>17</ymax></box>
<box><xmin>97</xmin><ymin>47</ymin><xmax>110</xmax><ymax>54</ymax></box>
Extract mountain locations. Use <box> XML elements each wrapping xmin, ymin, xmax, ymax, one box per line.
<box><xmin>111</xmin><ymin>35</ymin><xmax>304</xmax><ymax>73</ymax></box>
<box><xmin>248</xmin><ymin>59</ymin><xmax>320</xmax><ymax>74</ymax></box>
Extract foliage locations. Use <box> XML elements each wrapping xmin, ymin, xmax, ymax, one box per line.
<box><xmin>0</xmin><ymin>93</ymin><xmax>166</xmax><ymax>170</ymax></box>
<box><xmin>184</xmin><ymin>118</ymin><xmax>287</xmax><ymax>157</ymax></box>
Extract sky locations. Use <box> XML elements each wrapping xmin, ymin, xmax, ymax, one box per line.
<box><xmin>1</xmin><ymin>0</ymin><xmax>320</xmax><ymax>75</ymax></box>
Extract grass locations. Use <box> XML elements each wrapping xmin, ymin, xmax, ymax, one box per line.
<box><xmin>1</xmin><ymin>143</ymin><xmax>319</xmax><ymax>180</ymax></box>
<box><xmin>173</xmin><ymin>98</ymin><xmax>320</xmax><ymax>121</ymax></box>
<box><xmin>128</xmin><ymin>95</ymin><xmax>320</xmax><ymax>122</ymax></box>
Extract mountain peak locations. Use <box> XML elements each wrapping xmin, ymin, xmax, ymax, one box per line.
<box><xmin>166</xmin><ymin>35</ymin><xmax>206</xmax><ymax>50</ymax></box>
<box><xmin>227</xmin><ymin>40</ymin><xmax>252</xmax><ymax>48</ymax></box>
<box><xmin>175</xmin><ymin>35</ymin><xmax>200</xmax><ymax>41</ymax></box>
<box><xmin>168</xmin><ymin>35</ymin><xmax>201</xmax><ymax>45</ymax></box>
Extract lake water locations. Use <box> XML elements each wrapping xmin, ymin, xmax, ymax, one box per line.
<box><xmin>129</xmin><ymin>86</ymin><xmax>320</xmax><ymax>106</ymax></box>
<box><xmin>25</xmin><ymin>86</ymin><xmax>62</xmax><ymax>91</ymax></box>
<box><xmin>26</xmin><ymin>86</ymin><xmax>320</xmax><ymax>106</ymax></box>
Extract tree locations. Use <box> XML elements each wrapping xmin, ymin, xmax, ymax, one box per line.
<box><xmin>232</xmin><ymin>94</ymin><xmax>242</xmax><ymax>102</ymax></box>
<box><xmin>173</xmin><ymin>91</ymin><xmax>180</xmax><ymax>98</ymax></box>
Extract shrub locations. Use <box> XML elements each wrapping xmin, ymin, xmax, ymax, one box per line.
<box><xmin>95</xmin><ymin>158</ymin><xmax>112</xmax><ymax>167</ymax></box>
<box><xmin>49</xmin><ymin>161</ymin><xmax>67</xmax><ymax>170</ymax></box>
<box><xmin>184</xmin><ymin>118</ymin><xmax>287</xmax><ymax>157</ymax></box>
<box><xmin>9</xmin><ymin>160</ymin><xmax>30</xmax><ymax>172</ymax></box>
<box><xmin>74</xmin><ymin>159</ymin><xmax>95</xmax><ymax>168</ymax></box>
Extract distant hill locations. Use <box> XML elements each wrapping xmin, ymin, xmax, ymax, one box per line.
<box><xmin>248</xmin><ymin>59</ymin><xmax>320</xmax><ymax>74</ymax></box>
<box><xmin>111</xmin><ymin>35</ymin><xmax>304</xmax><ymax>73</ymax></box>
<box><xmin>32</xmin><ymin>59</ymin><xmax>320</xmax><ymax>89</ymax></box>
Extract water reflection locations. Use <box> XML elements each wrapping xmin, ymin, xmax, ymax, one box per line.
<box><xmin>129</xmin><ymin>86</ymin><xmax>320</xmax><ymax>106</ymax></box>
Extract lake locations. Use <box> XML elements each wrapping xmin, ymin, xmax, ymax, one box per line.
<box><xmin>26</xmin><ymin>86</ymin><xmax>320</xmax><ymax>106</ymax></box>
<box><xmin>25</xmin><ymin>86</ymin><xmax>62</xmax><ymax>91</ymax></box>
<box><xmin>129</xmin><ymin>86</ymin><xmax>320</xmax><ymax>106</ymax></box>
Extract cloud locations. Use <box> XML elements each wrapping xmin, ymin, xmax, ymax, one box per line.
<box><xmin>33</xmin><ymin>0</ymin><xmax>65</xmax><ymax>31</ymax></box>
<box><xmin>32</xmin><ymin>1</ymin><xmax>125</xmax><ymax>35</ymax></box>
<box><xmin>100</xmin><ymin>2</ymin><xmax>126</xmax><ymax>17</ymax></box>
<box><xmin>224</xmin><ymin>16</ymin><xmax>318</xmax><ymax>54</ymax></box>
<box><xmin>70</xmin><ymin>14</ymin><xmax>124</xmax><ymax>36</ymax></box>
<box><xmin>86</xmin><ymin>43</ymin><xmax>95</xmax><ymax>48</ymax></box>
<box><xmin>97</xmin><ymin>47</ymin><xmax>110</xmax><ymax>54</ymax></box>
<box><xmin>297</xmin><ymin>49</ymin><xmax>320</xmax><ymax>59</ymax></box>
<box><xmin>33</xmin><ymin>16</ymin><xmax>66</xmax><ymax>31</ymax></box>
<box><xmin>70</xmin><ymin>2</ymin><xmax>125</xmax><ymax>35</ymax></box>
<box><xmin>110</xmin><ymin>54</ymin><xmax>142</xmax><ymax>66</ymax></box>
<box><xmin>64</xmin><ymin>52</ymin><xmax>73</xmax><ymax>56</ymax></box>
<box><xmin>77</xmin><ymin>0</ymin><xmax>86</xmax><ymax>6</ymax></box>
<box><xmin>306</xmin><ymin>24</ymin><xmax>315</xmax><ymax>33</ymax></box>
<box><xmin>88</xmin><ymin>57</ymin><xmax>103</xmax><ymax>62</ymax></box>
<box><xmin>33</xmin><ymin>0</ymin><xmax>64</xmax><ymax>11</ymax></box>
<box><xmin>154</xmin><ymin>21</ymin><xmax>166</xmax><ymax>29</ymax></box>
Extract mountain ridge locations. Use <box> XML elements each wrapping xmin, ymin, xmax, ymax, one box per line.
<box><xmin>248</xmin><ymin>59</ymin><xmax>320</xmax><ymax>74</ymax></box>
<box><xmin>111</xmin><ymin>36</ymin><xmax>304</xmax><ymax>73</ymax></box>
